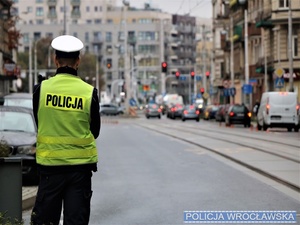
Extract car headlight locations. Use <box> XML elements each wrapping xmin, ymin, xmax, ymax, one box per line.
<box><xmin>18</xmin><ymin>145</ymin><xmax>36</xmax><ymax>154</ymax></box>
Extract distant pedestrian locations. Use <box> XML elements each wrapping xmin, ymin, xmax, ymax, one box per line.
<box><xmin>31</xmin><ymin>35</ymin><xmax>100</xmax><ymax>225</ymax></box>
<box><xmin>253</xmin><ymin>99</ymin><xmax>260</xmax><ymax>116</ymax></box>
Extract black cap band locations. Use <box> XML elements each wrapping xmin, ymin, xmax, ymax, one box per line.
<box><xmin>55</xmin><ymin>50</ymin><xmax>80</xmax><ymax>58</ymax></box>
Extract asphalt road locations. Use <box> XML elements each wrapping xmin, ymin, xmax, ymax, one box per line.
<box><xmin>23</xmin><ymin>117</ymin><xmax>300</xmax><ymax>224</ymax></box>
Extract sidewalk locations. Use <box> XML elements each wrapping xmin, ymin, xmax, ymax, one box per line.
<box><xmin>22</xmin><ymin>186</ymin><xmax>38</xmax><ymax>211</ymax></box>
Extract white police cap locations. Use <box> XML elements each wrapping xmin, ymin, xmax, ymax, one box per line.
<box><xmin>51</xmin><ymin>35</ymin><xmax>84</xmax><ymax>52</ymax></box>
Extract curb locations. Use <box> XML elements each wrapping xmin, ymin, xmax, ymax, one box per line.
<box><xmin>22</xmin><ymin>187</ymin><xmax>38</xmax><ymax>211</ymax></box>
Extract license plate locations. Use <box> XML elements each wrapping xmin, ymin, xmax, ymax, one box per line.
<box><xmin>237</xmin><ymin>113</ymin><xmax>244</xmax><ymax>116</ymax></box>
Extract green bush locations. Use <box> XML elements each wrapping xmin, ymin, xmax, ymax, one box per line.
<box><xmin>0</xmin><ymin>212</ymin><xmax>24</xmax><ymax>225</ymax></box>
<box><xmin>0</xmin><ymin>139</ymin><xmax>10</xmax><ymax>157</ymax></box>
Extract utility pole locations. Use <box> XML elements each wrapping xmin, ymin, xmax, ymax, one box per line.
<box><xmin>288</xmin><ymin>0</ymin><xmax>294</xmax><ymax>92</ymax></box>
<box><xmin>29</xmin><ymin>40</ymin><xmax>32</xmax><ymax>94</ymax></box>
<box><xmin>230</xmin><ymin>16</ymin><xmax>234</xmax><ymax>104</ymax></box>
<box><xmin>160</xmin><ymin>19</ymin><xmax>166</xmax><ymax>95</ymax></box>
<box><xmin>63</xmin><ymin>0</ymin><xmax>66</xmax><ymax>35</ymax></box>
<box><xmin>123</xmin><ymin>1</ymin><xmax>131</xmax><ymax>115</ymax></box>
<box><xmin>202</xmin><ymin>24</ymin><xmax>206</xmax><ymax>95</ymax></box>
<box><xmin>244</xmin><ymin>8</ymin><xmax>250</xmax><ymax>107</ymax></box>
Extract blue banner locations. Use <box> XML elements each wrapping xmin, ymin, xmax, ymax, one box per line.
<box><xmin>184</xmin><ymin>211</ymin><xmax>297</xmax><ymax>223</ymax></box>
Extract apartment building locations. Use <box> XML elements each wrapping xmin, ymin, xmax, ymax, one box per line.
<box><xmin>13</xmin><ymin>0</ymin><xmax>201</xmax><ymax>101</ymax></box>
<box><xmin>213</xmin><ymin>0</ymin><xmax>300</xmax><ymax>108</ymax></box>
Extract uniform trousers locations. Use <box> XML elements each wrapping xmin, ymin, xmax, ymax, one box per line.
<box><xmin>31</xmin><ymin>170</ymin><xmax>93</xmax><ymax>225</ymax></box>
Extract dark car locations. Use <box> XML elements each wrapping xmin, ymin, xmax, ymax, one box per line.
<box><xmin>0</xmin><ymin>106</ymin><xmax>38</xmax><ymax>184</ymax></box>
<box><xmin>144</xmin><ymin>103</ymin><xmax>161</xmax><ymax>119</ymax></box>
<box><xmin>168</xmin><ymin>103</ymin><xmax>184</xmax><ymax>119</ymax></box>
<box><xmin>3</xmin><ymin>93</ymin><xmax>33</xmax><ymax>109</ymax></box>
<box><xmin>225</xmin><ymin>104</ymin><xmax>252</xmax><ymax>127</ymax></box>
<box><xmin>181</xmin><ymin>105</ymin><xmax>200</xmax><ymax>122</ymax></box>
<box><xmin>100</xmin><ymin>103</ymin><xmax>119</xmax><ymax>115</ymax></box>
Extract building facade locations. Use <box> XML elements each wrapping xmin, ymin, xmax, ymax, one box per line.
<box><xmin>13</xmin><ymin>0</ymin><xmax>202</xmax><ymax>103</ymax></box>
<box><xmin>212</xmin><ymin>0</ymin><xmax>300</xmax><ymax>109</ymax></box>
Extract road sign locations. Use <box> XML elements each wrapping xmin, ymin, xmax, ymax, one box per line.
<box><xmin>274</xmin><ymin>68</ymin><xmax>285</xmax><ymax>77</ymax></box>
<box><xmin>179</xmin><ymin>76</ymin><xmax>186</xmax><ymax>81</ymax></box>
<box><xmin>203</xmin><ymin>92</ymin><xmax>209</xmax><ymax>99</ymax></box>
<box><xmin>274</xmin><ymin>77</ymin><xmax>284</xmax><ymax>88</ymax></box>
<box><xmin>242</xmin><ymin>84</ymin><xmax>253</xmax><ymax>94</ymax></box>
<box><xmin>196</xmin><ymin>76</ymin><xmax>201</xmax><ymax>81</ymax></box>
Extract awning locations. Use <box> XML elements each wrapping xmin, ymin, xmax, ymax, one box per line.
<box><xmin>230</xmin><ymin>25</ymin><xmax>243</xmax><ymax>41</ymax></box>
<box><xmin>256</xmin><ymin>66</ymin><xmax>274</xmax><ymax>73</ymax></box>
<box><xmin>229</xmin><ymin>0</ymin><xmax>238</xmax><ymax>8</ymax></box>
<box><xmin>256</xmin><ymin>20</ymin><xmax>273</xmax><ymax>28</ymax></box>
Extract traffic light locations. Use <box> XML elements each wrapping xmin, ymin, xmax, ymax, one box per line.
<box><xmin>175</xmin><ymin>71</ymin><xmax>180</xmax><ymax>79</ymax></box>
<box><xmin>205</xmin><ymin>71</ymin><xmax>210</xmax><ymax>78</ymax></box>
<box><xmin>200</xmin><ymin>88</ymin><xmax>205</xmax><ymax>94</ymax></box>
<box><xmin>161</xmin><ymin>62</ymin><xmax>167</xmax><ymax>73</ymax></box>
<box><xmin>190</xmin><ymin>71</ymin><xmax>195</xmax><ymax>79</ymax></box>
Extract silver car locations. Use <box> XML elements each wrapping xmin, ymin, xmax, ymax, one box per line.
<box><xmin>144</xmin><ymin>103</ymin><xmax>161</xmax><ymax>119</ymax></box>
<box><xmin>100</xmin><ymin>103</ymin><xmax>119</xmax><ymax>116</ymax></box>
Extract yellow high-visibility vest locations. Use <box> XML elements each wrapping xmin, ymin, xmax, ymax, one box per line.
<box><xmin>36</xmin><ymin>74</ymin><xmax>98</xmax><ymax>166</ymax></box>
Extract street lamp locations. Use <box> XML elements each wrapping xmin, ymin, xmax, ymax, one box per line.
<box><xmin>122</xmin><ymin>0</ymin><xmax>131</xmax><ymax>115</ymax></box>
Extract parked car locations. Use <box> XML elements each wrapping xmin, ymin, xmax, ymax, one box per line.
<box><xmin>0</xmin><ymin>106</ymin><xmax>38</xmax><ymax>184</ymax></box>
<box><xmin>168</xmin><ymin>103</ymin><xmax>184</xmax><ymax>119</ymax></box>
<box><xmin>3</xmin><ymin>93</ymin><xmax>33</xmax><ymax>109</ymax></box>
<box><xmin>225</xmin><ymin>104</ymin><xmax>251</xmax><ymax>127</ymax></box>
<box><xmin>144</xmin><ymin>103</ymin><xmax>161</xmax><ymax>119</ymax></box>
<box><xmin>257</xmin><ymin>92</ymin><xmax>299</xmax><ymax>132</ymax></box>
<box><xmin>181</xmin><ymin>105</ymin><xmax>200</xmax><ymax>122</ymax></box>
<box><xmin>100</xmin><ymin>103</ymin><xmax>119</xmax><ymax>115</ymax></box>
<box><xmin>203</xmin><ymin>105</ymin><xmax>219</xmax><ymax>120</ymax></box>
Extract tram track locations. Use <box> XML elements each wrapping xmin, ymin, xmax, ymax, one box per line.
<box><xmin>159</xmin><ymin>123</ymin><xmax>300</xmax><ymax>163</ymax></box>
<box><xmin>136</xmin><ymin>122</ymin><xmax>300</xmax><ymax>193</ymax></box>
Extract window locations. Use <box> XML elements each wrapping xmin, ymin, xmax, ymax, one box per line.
<box><xmin>107</xmin><ymin>19</ymin><xmax>113</xmax><ymax>24</ymax></box>
<box><xmin>93</xmin><ymin>32</ymin><xmax>102</xmax><ymax>42</ymax></box>
<box><xmin>36</xmin><ymin>7</ymin><xmax>43</xmax><ymax>16</ymax></box>
<box><xmin>23</xmin><ymin>33</ymin><xmax>29</xmax><ymax>44</ymax></box>
<box><xmin>86</xmin><ymin>6</ymin><xmax>90</xmax><ymax>12</ymax></box>
<box><xmin>86</xmin><ymin>20</ymin><xmax>92</xmax><ymax>24</ymax></box>
<box><xmin>85</xmin><ymin>32</ymin><xmax>89</xmax><ymax>42</ymax></box>
<box><xmin>95</xmin><ymin>19</ymin><xmax>101</xmax><ymax>24</ymax></box>
<box><xmin>36</xmin><ymin>0</ymin><xmax>43</xmax><ymax>3</ymax></box>
<box><xmin>279</xmin><ymin>0</ymin><xmax>289</xmax><ymax>8</ymax></box>
<box><xmin>293</xmin><ymin>35</ymin><xmax>298</xmax><ymax>58</ymax></box>
<box><xmin>94</xmin><ymin>6</ymin><xmax>98</xmax><ymax>12</ymax></box>
<box><xmin>138</xmin><ymin>31</ymin><xmax>158</xmax><ymax>41</ymax></box>
<box><xmin>73</xmin><ymin>32</ymin><xmax>78</xmax><ymax>37</ymax></box>
<box><xmin>106</xmin><ymin>32</ymin><xmax>112</xmax><ymax>42</ymax></box>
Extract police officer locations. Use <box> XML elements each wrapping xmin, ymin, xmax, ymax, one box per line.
<box><xmin>31</xmin><ymin>35</ymin><xmax>100</xmax><ymax>225</ymax></box>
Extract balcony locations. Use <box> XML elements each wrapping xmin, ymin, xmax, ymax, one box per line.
<box><xmin>247</xmin><ymin>23</ymin><xmax>261</xmax><ymax>37</ymax></box>
<box><xmin>47</xmin><ymin>0</ymin><xmax>57</xmax><ymax>6</ymax></box>
<box><xmin>127</xmin><ymin>36</ymin><xmax>137</xmax><ymax>45</ymax></box>
<box><xmin>92</xmin><ymin>38</ymin><xmax>103</xmax><ymax>44</ymax></box>
<box><xmin>70</xmin><ymin>0</ymin><xmax>80</xmax><ymax>6</ymax></box>
<box><xmin>71</xmin><ymin>10</ymin><xmax>81</xmax><ymax>19</ymax></box>
<box><xmin>47</xmin><ymin>11</ymin><xmax>57</xmax><ymax>19</ymax></box>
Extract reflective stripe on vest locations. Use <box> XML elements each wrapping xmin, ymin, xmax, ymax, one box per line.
<box><xmin>37</xmin><ymin>135</ymin><xmax>94</xmax><ymax>145</ymax></box>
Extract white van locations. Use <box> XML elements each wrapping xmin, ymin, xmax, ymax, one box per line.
<box><xmin>257</xmin><ymin>92</ymin><xmax>299</xmax><ymax>132</ymax></box>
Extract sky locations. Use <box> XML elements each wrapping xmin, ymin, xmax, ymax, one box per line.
<box><xmin>116</xmin><ymin>0</ymin><xmax>212</xmax><ymax>18</ymax></box>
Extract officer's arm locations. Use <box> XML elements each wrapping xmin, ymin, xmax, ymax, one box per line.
<box><xmin>32</xmin><ymin>84</ymin><xmax>41</xmax><ymax>128</ymax></box>
<box><xmin>90</xmin><ymin>88</ymin><xmax>100</xmax><ymax>139</ymax></box>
